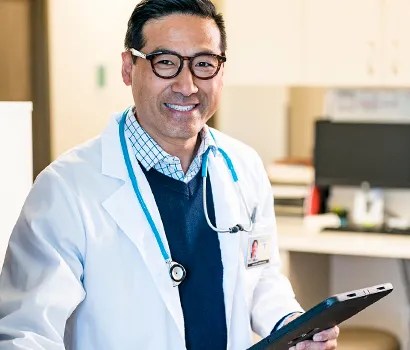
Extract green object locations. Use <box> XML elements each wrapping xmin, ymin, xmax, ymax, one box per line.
<box><xmin>97</xmin><ymin>65</ymin><xmax>106</xmax><ymax>88</ymax></box>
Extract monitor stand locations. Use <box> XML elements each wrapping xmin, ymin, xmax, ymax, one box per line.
<box><xmin>351</xmin><ymin>182</ymin><xmax>384</xmax><ymax>229</ymax></box>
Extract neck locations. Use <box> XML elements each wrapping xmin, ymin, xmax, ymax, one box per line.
<box><xmin>132</xmin><ymin>110</ymin><xmax>202</xmax><ymax>173</ymax></box>
<box><xmin>157</xmin><ymin>135</ymin><xmax>201</xmax><ymax>173</ymax></box>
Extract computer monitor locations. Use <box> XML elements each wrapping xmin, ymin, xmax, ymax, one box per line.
<box><xmin>314</xmin><ymin>120</ymin><xmax>410</xmax><ymax>189</ymax></box>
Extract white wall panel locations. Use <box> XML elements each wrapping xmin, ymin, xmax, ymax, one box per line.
<box><xmin>0</xmin><ymin>102</ymin><xmax>33</xmax><ymax>267</ymax></box>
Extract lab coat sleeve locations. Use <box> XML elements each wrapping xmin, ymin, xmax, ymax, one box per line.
<box><xmin>0</xmin><ymin>167</ymin><xmax>86</xmax><ymax>349</ymax></box>
<box><xmin>250</xmin><ymin>157</ymin><xmax>304</xmax><ymax>338</ymax></box>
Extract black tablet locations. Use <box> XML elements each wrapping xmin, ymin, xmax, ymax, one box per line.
<box><xmin>248</xmin><ymin>283</ymin><xmax>393</xmax><ymax>350</ymax></box>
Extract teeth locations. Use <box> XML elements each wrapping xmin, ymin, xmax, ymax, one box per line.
<box><xmin>165</xmin><ymin>103</ymin><xmax>196</xmax><ymax>112</ymax></box>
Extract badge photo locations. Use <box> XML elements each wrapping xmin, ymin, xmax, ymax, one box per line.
<box><xmin>246</xmin><ymin>234</ymin><xmax>272</xmax><ymax>269</ymax></box>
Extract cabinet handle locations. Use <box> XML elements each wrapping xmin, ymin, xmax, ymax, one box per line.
<box><xmin>367</xmin><ymin>64</ymin><xmax>374</xmax><ymax>76</ymax></box>
<box><xmin>366</xmin><ymin>41</ymin><xmax>375</xmax><ymax>77</ymax></box>
<box><xmin>391</xmin><ymin>63</ymin><xmax>398</xmax><ymax>76</ymax></box>
<box><xmin>391</xmin><ymin>41</ymin><xmax>399</xmax><ymax>76</ymax></box>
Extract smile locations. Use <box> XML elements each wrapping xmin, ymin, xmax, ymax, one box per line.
<box><xmin>165</xmin><ymin>103</ymin><xmax>197</xmax><ymax>112</ymax></box>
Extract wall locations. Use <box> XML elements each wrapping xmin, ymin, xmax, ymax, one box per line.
<box><xmin>288</xmin><ymin>87</ymin><xmax>326</xmax><ymax>158</ymax></box>
<box><xmin>218</xmin><ymin>86</ymin><xmax>288</xmax><ymax>165</ymax></box>
<box><xmin>47</xmin><ymin>1</ymin><xmax>137</xmax><ymax>159</ymax></box>
<box><xmin>0</xmin><ymin>0</ymin><xmax>31</xmax><ymax>101</ymax></box>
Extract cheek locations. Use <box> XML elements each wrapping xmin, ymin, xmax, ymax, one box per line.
<box><xmin>201</xmin><ymin>79</ymin><xmax>223</xmax><ymax>104</ymax></box>
<box><xmin>212</xmin><ymin>77</ymin><xmax>224</xmax><ymax>97</ymax></box>
<box><xmin>133</xmin><ymin>73</ymin><xmax>166</xmax><ymax>107</ymax></box>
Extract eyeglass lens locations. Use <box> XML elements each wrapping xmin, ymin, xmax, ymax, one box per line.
<box><xmin>150</xmin><ymin>53</ymin><xmax>221</xmax><ymax>78</ymax></box>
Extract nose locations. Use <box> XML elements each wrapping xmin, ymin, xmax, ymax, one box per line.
<box><xmin>171</xmin><ymin>62</ymin><xmax>199</xmax><ymax>96</ymax></box>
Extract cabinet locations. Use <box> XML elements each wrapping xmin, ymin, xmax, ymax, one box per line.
<box><xmin>223</xmin><ymin>0</ymin><xmax>303</xmax><ymax>85</ymax></box>
<box><xmin>302</xmin><ymin>0</ymin><xmax>383</xmax><ymax>86</ymax></box>
<box><xmin>222</xmin><ymin>0</ymin><xmax>410</xmax><ymax>86</ymax></box>
<box><xmin>303</xmin><ymin>0</ymin><xmax>410</xmax><ymax>86</ymax></box>
<box><xmin>382</xmin><ymin>0</ymin><xmax>410</xmax><ymax>86</ymax></box>
<box><xmin>0</xmin><ymin>102</ymin><xmax>33</xmax><ymax>268</ymax></box>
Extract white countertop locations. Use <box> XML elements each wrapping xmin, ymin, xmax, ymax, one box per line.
<box><xmin>276</xmin><ymin>216</ymin><xmax>410</xmax><ymax>259</ymax></box>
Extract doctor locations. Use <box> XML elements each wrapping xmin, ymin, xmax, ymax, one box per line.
<box><xmin>0</xmin><ymin>0</ymin><xmax>339</xmax><ymax>349</ymax></box>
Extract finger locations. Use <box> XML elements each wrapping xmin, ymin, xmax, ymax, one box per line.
<box><xmin>294</xmin><ymin>339</ymin><xmax>338</xmax><ymax>350</ymax></box>
<box><xmin>312</xmin><ymin>326</ymin><xmax>340</xmax><ymax>341</ymax></box>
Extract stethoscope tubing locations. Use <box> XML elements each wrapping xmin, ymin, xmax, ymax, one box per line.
<box><xmin>201</xmin><ymin>146</ymin><xmax>254</xmax><ymax>233</ymax></box>
<box><xmin>119</xmin><ymin>107</ymin><xmax>255</xmax><ymax>285</ymax></box>
<box><xmin>119</xmin><ymin>109</ymin><xmax>171</xmax><ymax>262</ymax></box>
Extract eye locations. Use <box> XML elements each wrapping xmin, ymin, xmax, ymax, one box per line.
<box><xmin>151</xmin><ymin>54</ymin><xmax>179</xmax><ymax>69</ymax></box>
<box><xmin>156</xmin><ymin>59</ymin><xmax>176</xmax><ymax>66</ymax></box>
<box><xmin>195</xmin><ymin>61</ymin><xmax>215</xmax><ymax>68</ymax></box>
<box><xmin>193</xmin><ymin>55</ymin><xmax>219</xmax><ymax>71</ymax></box>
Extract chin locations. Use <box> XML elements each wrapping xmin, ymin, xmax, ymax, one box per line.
<box><xmin>168</xmin><ymin>129</ymin><xmax>200</xmax><ymax>140</ymax></box>
<box><xmin>168</xmin><ymin>122</ymin><xmax>205</xmax><ymax>139</ymax></box>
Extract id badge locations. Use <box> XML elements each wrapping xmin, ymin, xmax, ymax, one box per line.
<box><xmin>246</xmin><ymin>233</ymin><xmax>272</xmax><ymax>269</ymax></box>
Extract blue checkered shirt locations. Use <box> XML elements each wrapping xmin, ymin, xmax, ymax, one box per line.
<box><xmin>124</xmin><ymin>108</ymin><xmax>216</xmax><ymax>183</ymax></box>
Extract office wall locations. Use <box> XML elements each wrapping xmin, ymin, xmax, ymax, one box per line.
<box><xmin>288</xmin><ymin>87</ymin><xmax>326</xmax><ymax>158</ymax></box>
<box><xmin>219</xmin><ymin>86</ymin><xmax>288</xmax><ymax>165</ymax></box>
<box><xmin>47</xmin><ymin>1</ymin><xmax>136</xmax><ymax>159</ymax></box>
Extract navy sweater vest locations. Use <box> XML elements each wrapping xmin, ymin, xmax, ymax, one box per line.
<box><xmin>141</xmin><ymin>166</ymin><xmax>227</xmax><ymax>350</ymax></box>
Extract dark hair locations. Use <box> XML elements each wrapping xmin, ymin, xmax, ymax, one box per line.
<box><xmin>124</xmin><ymin>0</ymin><xmax>226</xmax><ymax>56</ymax></box>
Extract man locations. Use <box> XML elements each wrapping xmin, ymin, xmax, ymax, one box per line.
<box><xmin>0</xmin><ymin>1</ymin><xmax>339</xmax><ymax>349</ymax></box>
<box><xmin>250</xmin><ymin>240</ymin><xmax>258</xmax><ymax>261</ymax></box>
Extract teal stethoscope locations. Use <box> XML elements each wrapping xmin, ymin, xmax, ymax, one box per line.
<box><xmin>119</xmin><ymin>108</ymin><xmax>255</xmax><ymax>286</ymax></box>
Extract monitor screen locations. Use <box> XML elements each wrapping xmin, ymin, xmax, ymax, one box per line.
<box><xmin>314</xmin><ymin>120</ymin><xmax>410</xmax><ymax>188</ymax></box>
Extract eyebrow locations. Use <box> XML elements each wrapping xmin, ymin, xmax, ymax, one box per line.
<box><xmin>149</xmin><ymin>47</ymin><xmax>221</xmax><ymax>56</ymax></box>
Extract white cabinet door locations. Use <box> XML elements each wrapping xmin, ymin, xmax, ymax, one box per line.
<box><xmin>223</xmin><ymin>0</ymin><xmax>303</xmax><ymax>85</ymax></box>
<box><xmin>382</xmin><ymin>0</ymin><xmax>410</xmax><ymax>86</ymax></box>
<box><xmin>303</xmin><ymin>0</ymin><xmax>383</xmax><ymax>86</ymax></box>
<box><xmin>0</xmin><ymin>102</ymin><xmax>33</xmax><ymax>268</ymax></box>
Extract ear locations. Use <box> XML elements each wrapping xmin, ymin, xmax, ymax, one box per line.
<box><xmin>121</xmin><ymin>51</ymin><xmax>133</xmax><ymax>86</ymax></box>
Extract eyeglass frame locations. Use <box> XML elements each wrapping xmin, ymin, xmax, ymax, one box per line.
<box><xmin>129</xmin><ymin>48</ymin><xmax>226</xmax><ymax>80</ymax></box>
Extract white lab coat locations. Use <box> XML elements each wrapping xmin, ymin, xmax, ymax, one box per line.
<box><xmin>0</xmin><ymin>113</ymin><xmax>302</xmax><ymax>350</ymax></box>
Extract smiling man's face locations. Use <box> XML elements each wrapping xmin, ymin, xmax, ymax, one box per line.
<box><xmin>121</xmin><ymin>14</ymin><xmax>224</xmax><ymax>146</ymax></box>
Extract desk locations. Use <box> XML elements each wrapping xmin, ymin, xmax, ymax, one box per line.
<box><xmin>278</xmin><ymin>216</ymin><xmax>410</xmax><ymax>259</ymax></box>
<box><xmin>276</xmin><ymin>216</ymin><xmax>409</xmax><ymax>348</ymax></box>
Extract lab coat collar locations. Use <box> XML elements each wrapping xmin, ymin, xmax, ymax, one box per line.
<box><xmin>101</xmin><ymin>113</ymin><xmax>127</xmax><ymax>180</ymax></box>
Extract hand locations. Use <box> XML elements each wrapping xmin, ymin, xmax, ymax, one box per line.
<box><xmin>288</xmin><ymin>326</ymin><xmax>339</xmax><ymax>350</ymax></box>
<box><xmin>283</xmin><ymin>313</ymin><xmax>339</xmax><ymax>350</ymax></box>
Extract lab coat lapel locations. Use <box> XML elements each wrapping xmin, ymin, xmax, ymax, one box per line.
<box><xmin>208</xmin><ymin>152</ymin><xmax>242</xmax><ymax>338</ymax></box>
<box><xmin>100</xmin><ymin>116</ymin><xmax>185</xmax><ymax>342</ymax></box>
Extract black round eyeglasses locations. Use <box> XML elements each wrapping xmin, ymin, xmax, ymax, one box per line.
<box><xmin>130</xmin><ymin>48</ymin><xmax>226</xmax><ymax>80</ymax></box>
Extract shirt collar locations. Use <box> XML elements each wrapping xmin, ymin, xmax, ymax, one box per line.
<box><xmin>125</xmin><ymin>107</ymin><xmax>217</xmax><ymax>172</ymax></box>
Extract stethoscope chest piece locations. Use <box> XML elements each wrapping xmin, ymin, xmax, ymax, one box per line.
<box><xmin>168</xmin><ymin>261</ymin><xmax>186</xmax><ymax>287</ymax></box>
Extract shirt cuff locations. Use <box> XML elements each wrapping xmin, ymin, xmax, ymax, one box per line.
<box><xmin>271</xmin><ymin>311</ymin><xmax>304</xmax><ymax>333</ymax></box>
